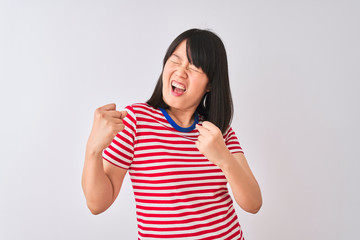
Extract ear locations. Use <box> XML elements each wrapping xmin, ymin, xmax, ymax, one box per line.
<box><xmin>206</xmin><ymin>83</ymin><xmax>211</xmax><ymax>92</ymax></box>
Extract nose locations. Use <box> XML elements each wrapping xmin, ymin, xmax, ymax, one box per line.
<box><xmin>175</xmin><ymin>65</ymin><xmax>188</xmax><ymax>78</ymax></box>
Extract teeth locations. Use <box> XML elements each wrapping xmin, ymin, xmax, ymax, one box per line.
<box><xmin>171</xmin><ymin>81</ymin><xmax>186</xmax><ymax>90</ymax></box>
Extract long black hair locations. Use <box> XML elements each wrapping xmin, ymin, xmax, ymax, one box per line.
<box><xmin>147</xmin><ymin>28</ymin><xmax>233</xmax><ymax>134</ymax></box>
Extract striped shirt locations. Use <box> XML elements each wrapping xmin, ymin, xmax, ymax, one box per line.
<box><xmin>103</xmin><ymin>103</ymin><xmax>245</xmax><ymax>240</ymax></box>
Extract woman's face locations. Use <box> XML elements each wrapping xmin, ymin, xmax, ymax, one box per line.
<box><xmin>162</xmin><ymin>40</ymin><xmax>210</xmax><ymax>112</ymax></box>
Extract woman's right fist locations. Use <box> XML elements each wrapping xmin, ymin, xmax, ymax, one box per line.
<box><xmin>86</xmin><ymin>103</ymin><xmax>127</xmax><ymax>154</ymax></box>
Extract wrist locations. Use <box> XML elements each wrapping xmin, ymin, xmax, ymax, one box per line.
<box><xmin>217</xmin><ymin>150</ymin><xmax>235</xmax><ymax>170</ymax></box>
<box><xmin>85</xmin><ymin>144</ymin><xmax>104</xmax><ymax>158</ymax></box>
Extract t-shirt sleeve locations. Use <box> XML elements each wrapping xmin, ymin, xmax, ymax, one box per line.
<box><xmin>223</xmin><ymin>126</ymin><xmax>244</xmax><ymax>154</ymax></box>
<box><xmin>102</xmin><ymin>105</ymin><xmax>137</xmax><ymax>169</ymax></box>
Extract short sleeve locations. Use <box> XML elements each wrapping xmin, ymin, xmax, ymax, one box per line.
<box><xmin>223</xmin><ymin>126</ymin><xmax>244</xmax><ymax>154</ymax></box>
<box><xmin>102</xmin><ymin>105</ymin><xmax>137</xmax><ymax>169</ymax></box>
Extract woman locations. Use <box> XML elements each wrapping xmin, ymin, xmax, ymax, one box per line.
<box><xmin>82</xmin><ymin>28</ymin><xmax>262</xmax><ymax>240</ymax></box>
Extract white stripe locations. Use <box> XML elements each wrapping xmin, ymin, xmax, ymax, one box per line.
<box><xmin>134</xmin><ymin>189</ymin><xmax>228</xmax><ymax>201</ymax></box>
<box><xmin>137</xmin><ymin>202</ymin><xmax>233</xmax><ymax>221</ymax></box>
<box><xmin>134</xmin><ymin>107</ymin><xmax>163</xmax><ymax>119</ymax></box>
<box><xmin>136</xmin><ymin>141</ymin><xmax>194</xmax><ymax>148</ymax></box>
<box><xmin>102</xmin><ymin>155</ymin><xmax>130</xmax><ymax>169</ymax></box>
<box><xmin>135</xmin><ymin>148</ymin><xmax>200</xmax><ymax>155</ymax></box>
<box><xmin>133</xmin><ymin>185</ymin><xmax>227</xmax><ymax>194</ymax></box>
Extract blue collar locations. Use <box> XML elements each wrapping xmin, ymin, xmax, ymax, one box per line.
<box><xmin>160</xmin><ymin>108</ymin><xmax>199</xmax><ymax>132</ymax></box>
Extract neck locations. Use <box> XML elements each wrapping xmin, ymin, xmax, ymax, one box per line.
<box><xmin>166</xmin><ymin>107</ymin><xmax>196</xmax><ymax>128</ymax></box>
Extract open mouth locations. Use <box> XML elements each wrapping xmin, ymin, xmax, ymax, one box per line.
<box><xmin>171</xmin><ymin>81</ymin><xmax>186</xmax><ymax>94</ymax></box>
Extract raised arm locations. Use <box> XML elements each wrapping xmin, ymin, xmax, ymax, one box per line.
<box><xmin>81</xmin><ymin>103</ymin><xmax>128</xmax><ymax>215</ymax></box>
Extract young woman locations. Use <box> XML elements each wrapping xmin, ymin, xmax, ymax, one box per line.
<box><xmin>82</xmin><ymin>28</ymin><xmax>262</xmax><ymax>240</ymax></box>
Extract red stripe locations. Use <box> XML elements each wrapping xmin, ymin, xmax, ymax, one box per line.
<box><xmin>135</xmin><ymin>144</ymin><xmax>198</xmax><ymax>152</ymax></box>
<box><xmin>132</xmin><ymin>175</ymin><xmax>225</xmax><ymax>185</ymax></box>
<box><xmin>134</xmin><ymin>151</ymin><xmax>204</xmax><ymax>159</ymax></box>
<box><xmin>130</xmin><ymin>163</ymin><xmax>216</xmax><ymax>171</ymax></box>
<box><xmin>133</xmin><ymin>187</ymin><xmax>228</xmax><ymax>197</ymax></box>
<box><xmin>133</xmin><ymin>157</ymin><xmax>209</xmax><ymax>165</ymax></box>
<box><xmin>135</xmin><ymin>190</ymin><xmax>228</xmax><ymax>204</ymax></box>
<box><xmin>228</xmin><ymin>147</ymin><xmax>244</xmax><ymax>153</ymax></box>
<box><xmin>103</xmin><ymin>150</ymin><xmax>131</xmax><ymax>166</ymax></box>
<box><xmin>129</xmin><ymin>168</ymin><xmax>222</xmax><ymax>177</ymax></box>
<box><xmin>133</xmin><ymin>181</ymin><xmax>226</xmax><ymax>191</ymax></box>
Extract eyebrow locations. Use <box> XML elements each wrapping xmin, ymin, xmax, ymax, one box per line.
<box><xmin>171</xmin><ymin>54</ymin><xmax>182</xmax><ymax>60</ymax></box>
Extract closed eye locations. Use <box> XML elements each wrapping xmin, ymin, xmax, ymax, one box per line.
<box><xmin>188</xmin><ymin>66</ymin><xmax>203</xmax><ymax>74</ymax></box>
<box><xmin>169</xmin><ymin>54</ymin><xmax>181</xmax><ymax>65</ymax></box>
<box><xmin>170</xmin><ymin>59</ymin><xmax>180</xmax><ymax>65</ymax></box>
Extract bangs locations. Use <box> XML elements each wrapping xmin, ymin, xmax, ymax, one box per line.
<box><xmin>185</xmin><ymin>33</ymin><xmax>216</xmax><ymax>78</ymax></box>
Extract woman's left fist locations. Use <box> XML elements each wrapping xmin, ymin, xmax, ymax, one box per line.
<box><xmin>195</xmin><ymin>121</ymin><xmax>231</xmax><ymax>167</ymax></box>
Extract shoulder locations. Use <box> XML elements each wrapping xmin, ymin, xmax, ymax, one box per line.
<box><xmin>223</xmin><ymin>125</ymin><xmax>238</xmax><ymax>139</ymax></box>
<box><xmin>126</xmin><ymin>103</ymin><xmax>163</xmax><ymax>118</ymax></box>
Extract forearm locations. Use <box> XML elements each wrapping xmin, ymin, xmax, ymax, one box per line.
<box><xmin>81</xmin><ymin>149</ymin><xmax>114</xmax><ymax>214</ymax></box>
<box><xmin>220</xmin><ymin>152</ymin><xmax>262</xmax><ymax>214</ymax></box>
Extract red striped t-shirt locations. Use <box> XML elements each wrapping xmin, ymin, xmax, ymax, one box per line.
<box><xmin>102</xmin><ymin>103</ymin><xmax>245</xmax><ymax>240</ymax></box>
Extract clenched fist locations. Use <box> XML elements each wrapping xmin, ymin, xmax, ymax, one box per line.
<box><xmin>86</xmin><ymin>103</ymin><xmax>127</xmax><ymax>155</ymax></box>
<box><xmin>195</xmin><ymin>121</ymin><xmax>231</xmax><ymax>168</ymax></box>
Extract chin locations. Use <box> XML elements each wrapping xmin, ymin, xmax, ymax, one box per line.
<box><xmin>164</xmin><ymin>100</ymin><xmax>180</xmax><ymax>109</ymax></box>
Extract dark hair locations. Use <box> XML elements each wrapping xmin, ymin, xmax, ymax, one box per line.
<box><xmin>147</xmin><ymin>28</ymin><xmax>233</xmax><ymax>134</ymax></box>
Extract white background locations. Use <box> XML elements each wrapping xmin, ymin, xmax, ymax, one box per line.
<box><xmin>1</xmin><ymin>0</ymin><xmax>359</xmax><ymax>239</ymax></box>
